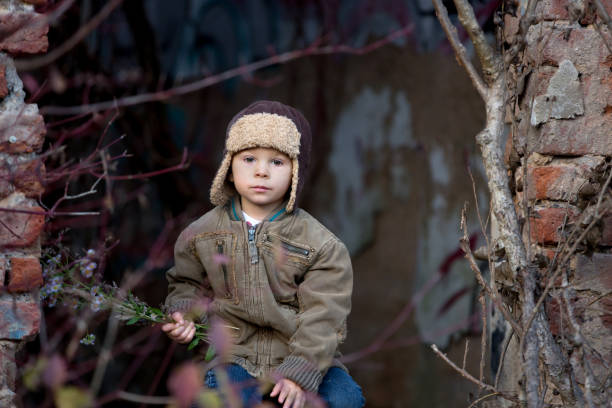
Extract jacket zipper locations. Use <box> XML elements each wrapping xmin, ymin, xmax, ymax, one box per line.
<box><xmin>247</xmin><ymin>224</ymin><xmax>259</xmax><ymax>264</ymax></box>
<box><xmin>217</xmin><ymin>240</ymin><xmax>231</xmax><ymax>298</ymax></box>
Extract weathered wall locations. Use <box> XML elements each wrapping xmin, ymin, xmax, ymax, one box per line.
<box><xmin>0</xmin><ymin>0</ymin><xmax>47</xmax><ymax>406</ymax></box>
<box><xmin>499</xmin><ymin>0</ymin><xmax>612</xmax><ymax>405</ymax></box>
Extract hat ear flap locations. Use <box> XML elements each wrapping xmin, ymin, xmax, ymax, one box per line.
<box><xmin>210</xmin><ymin>153</ymin><xmax>233</xmax><ymax>206</ymax></box>
<box><xmin>285</xmin><ymin>158</ymin><xmax>299</xmax><ymax>213</ymax></box>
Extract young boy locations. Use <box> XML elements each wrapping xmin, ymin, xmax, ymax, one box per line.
<box><xmin>161</xmin><ymin>101</ymin><xmax>364</xmax><ymax>408</ymax></box>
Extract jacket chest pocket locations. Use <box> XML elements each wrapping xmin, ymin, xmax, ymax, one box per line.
<box><xmin>192</xmin><ymin>232</ymin><xmax>237</xmax><ymax>302</ymax></box>
<box><xmin>260</xmin><ymin>233</ymin><xmax>313</xmax><ymax>304</ymax></box>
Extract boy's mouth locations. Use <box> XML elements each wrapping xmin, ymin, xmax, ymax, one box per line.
<box><xmin>251</xmin><ymin>185</ymin><xmax>271</xmax><ymax>192</ymax></box>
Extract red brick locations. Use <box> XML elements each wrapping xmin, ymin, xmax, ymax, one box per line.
<box><xmin>545</xmin><ymin>295</ymin><xmax>583</xmax><ymax>337</ymax></box>
<box><xmin>0</xmin><ymin>65</ymin><xmax>7</xmax><ymax>99</ymax></box>
<box><xmin>526</xmin><ymin>157</ymin><xmax>605</xmax><ymax>202</ymax></box>
<box><xmin>526</xmin><ymin>24</ymin><xmax>608</xmax><ymax>76</ymax></box>
<box><xmin>0</xmin><ymin>107</ymin><xmax>45</xmax><ymax>153</ymax></box>
<box><xmin>7</xmin><ymin>257</ymin><xmax>42</xmax><ymax>293</ymax></box>
<box><xmin>0</xmin><ymin>206</ymin><xmax>45</xmax><ymax>247</ymax></box>
<box><xmin>528</xmin><ymin>166</ymin><xmax>566</xmax><ymax>199</ymax></box>
<box><xmin>0</xmin><ymin>258</ymin><xmax>6</xmax><ymax>290</ymax></box>
<box><xmin>0</xmin><ymin>159</ymin><xmax>45</xmax><ymax>199</ymax></box>
<box><xmin>529</xmin><ymin>206</ymin><xmax>577</xmax><ymax>244</ymax></box>
<box><xmin>602</xmin><ymin>213</ymin><xmax>612</xmax><ymax>246</ymax></box>
<box><xmin>503</xmin><ymin>14</ymin><xmax>520</xmax><ymax>44</ymax></box>
<box><xmin>0</xmin><ymin>12</ymin><xmax>48</xmax><ymax>55</ymax></box>
<box><xmin>13</xmin><ymin>160</ymin><xmax>45</xmax><ymax>197</ymax></box>
<box><xmin>0</xmin><ymin>295</ymin><xmax>40</xmax><ymax>340</ymax></box>
<box><xmin>534</xmin><ymin>0</ymin><xmax>569</xmax><ymax>21</ymax></box>
<box><xmin>22</xmin><ymin>0</ymin><xmax>49</xmax><ymax>5</ymax></box>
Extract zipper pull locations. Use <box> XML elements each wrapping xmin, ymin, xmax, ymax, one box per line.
<box><xmin>247</xmin><ymin>224</ymin><xmax>259</xmax><ymax>264</ymax></box>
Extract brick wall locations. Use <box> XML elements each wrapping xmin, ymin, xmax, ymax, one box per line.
<box><xmin>0</xmin><ymin>1</ymin><xmax>47</xmax><ymax>406</ymax></box>
<box><xmin>503</xmin><ymin>0</ymin><xmax>612</xmax><ymax>405</ymax></box>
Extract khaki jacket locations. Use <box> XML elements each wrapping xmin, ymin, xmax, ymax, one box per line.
<box><xmin>164</xmin><ymin>197</ymin><xmax>353</xmax><ymax>392</ymax></box>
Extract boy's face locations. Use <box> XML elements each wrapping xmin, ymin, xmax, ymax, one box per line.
<box><xmin>229</xmin><ymin>147</ymin><xmax>293</xmax><ymax>218</ymax></box>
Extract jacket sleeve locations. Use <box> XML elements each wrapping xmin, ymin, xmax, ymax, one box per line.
<box><xmin>274</xmin><ymin>237</ymin><xmax>353</xmax><ymax>392</ymax></box>
<box><xmin>164</xmin><ymin>227</ymin><xmax>209</xmax><ymax>323</ymax></box>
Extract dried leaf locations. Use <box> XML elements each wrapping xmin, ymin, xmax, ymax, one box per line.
<box><xmin>197</xmin><ymin>390</ymin><xmax>222</xmax><ymax>408</ymax></box>
<box><xmin>54</xmin><ymin>386</ymin><xmax>92</xmax><ymax>408</ymax></box>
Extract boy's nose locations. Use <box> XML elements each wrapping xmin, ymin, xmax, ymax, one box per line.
<box><xmin>255</xmin><ymin>164</ymin><xmax>269</xmax><ymax>177</ymax></box>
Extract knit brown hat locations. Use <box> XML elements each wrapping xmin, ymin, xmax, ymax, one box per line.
<box><xmin>209</xmin><ymin>100</ymin><xmax>312</xmax><ymax>213</ymax></box>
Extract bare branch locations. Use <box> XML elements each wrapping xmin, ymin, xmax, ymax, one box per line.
<box><xmin>478</xmin><ymin>293</ymin><xmax>487</xmax><ymax>394</ymax></box>
<box><xmin>453</xmin><ymin>0</ymin><xmax>502</xmax><ymax>82</ymax></box>
<box><xmin>494</xmin><ymin>328</ymin><xmax>514</xmax><ymax>390</ymax></box>
<box><xmin>15</xmin><ymin>0</ymin><xmax>125</xmax><ymax>71</ymax></box>
<box><xmin>593</xmin><ymin>0</ymin><xmax>612</xmax><ymax>34</ymax></box>
<box><xmin>430</xmin><ymin>344</ymin><xmax>518</xmax><ymax>404</ymax></box>
<box><xmin>115</xmin><ymin>391</ymin><xmax>174</xmax><ymax>405</ymax></box>
<box><xmin>462</xmin><ymin>338</ymin><xmax>470</xmax><ymax>371</ymax></box>
<box><xmin>41</xmin><ymin>25</ymin><xmax>413</xmax><ymax>116</ymax></box>
<box><xmin>460</xmin><ymin>207</ymin><xmax>523</xmax><ymax>337</ymax></box>
<box><xmin>432</xmin><ymin>0</ymin><xmax>487</xmax><ymax>98</ymax></box>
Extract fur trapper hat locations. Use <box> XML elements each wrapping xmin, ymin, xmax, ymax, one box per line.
<box><xmin>209</xmin><ymin>100</ymin><xmax>312</xmax><ymax>213</ymax></box>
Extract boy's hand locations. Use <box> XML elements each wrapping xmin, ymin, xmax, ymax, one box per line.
<box><xmin>270</xmin><ymin>378</ymin><xmax>305</xmax><ymax>408</ymax></box>
<box><xmin>161</xmin><ymin>312</ymin><xmax>195</xmax><ymax>344</ymax></box>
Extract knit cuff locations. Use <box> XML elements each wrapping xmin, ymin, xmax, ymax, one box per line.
<box><xmin>274</xmin><ymin>355</ymin><xmax>322</xmax><ymax>393</ymax></box>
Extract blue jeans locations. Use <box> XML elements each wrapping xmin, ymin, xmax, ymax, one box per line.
<box><xmin>204</xmin><ymin>364</ymin><xmax>365</xmax><ymax>408</ymax></box>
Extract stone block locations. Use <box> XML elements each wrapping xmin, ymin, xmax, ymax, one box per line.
<box><xmin>529</xmin><ymin>112</ymin><xmax>612</xmax><ymax>155</ymax></box>
<box><xmin>0</xmin><ymin>340</ymin><xmax>17</xmax><ymax>393</ymax></box>
<box><xmin>0</xmin><ymin>65</ymin><xmax>6</xmax><ymax>99</ymax></box>
<box><xmin>602</xmin><ymin>213</ymin><xmax>612</xmax><ymax>246</ymax></box>
<box><xmin>0</xmin><ymin>293</ymin><xmax>40</xmax><ymax>340</ymax></box>
<box><xmin>7</xmin><ymin>257</ymin><xmax>42</xmax><ymax>293</ymax></box>
<box><xmin>0</xmin><ymin>105</ymin><xmax>45</xmax><ymax>153</ymax></box>
<box><xmin>574</xmin><ymin>253</ymin><xmax>612</xmax><ymax>293</ymax></box>
<box><xmin>0</xmin><ymin>11</ymin><xmax>48</xmax><ymax>55</ymax></box>
<box><xmin>529</xmin><ymin>206</ymin><xmax>578</xmax><ymax>244</ymax></box>
<box><xmin>0</xmin><ymin>205</ymin><xmax>44</xmax><ymax>247</ymax></box>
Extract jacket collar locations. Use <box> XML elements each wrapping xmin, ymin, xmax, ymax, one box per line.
<box><xmin>228</xmin><ymin>196</ymin><xmax>289</xmax><ymax>222</ymax></box>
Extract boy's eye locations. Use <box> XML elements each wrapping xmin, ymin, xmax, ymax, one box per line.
<box><xmin>272</xmin><ymin>159</ymin><xmax>284</xmax><ymax>166</ymax></box>
<box><xmin>243</xmin><ymin>156</ymin><xmax>255</xmax><ymax>163</ymax></box>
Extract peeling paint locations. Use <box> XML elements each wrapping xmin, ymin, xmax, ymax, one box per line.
<box><xmin>319</xmin><ymin>87</ymin><xmax>414</xmax><ymax>253</ymax></box>
<box><xmin>531</xmin><ymin>59</ymin><xmax>584</xmax><ymax>126</ymax></box>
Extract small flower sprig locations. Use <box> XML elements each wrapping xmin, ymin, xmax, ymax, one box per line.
<box><xmin>40</xmin><ymin>247</ymin><xmax>210</xmax><ymax>352</ymax></box>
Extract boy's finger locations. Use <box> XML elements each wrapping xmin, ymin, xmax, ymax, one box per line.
<box><xmin>182</xmin><ymin>327</ymin><xmax>195</xmax><ymax>343</ymax></box>
<box><xmin>283</xmin><ymin>389</ymin><xmax>295</xmax><ymax>408</ymax></box>
<box><xmin>178</xmin><ymin>327</ymin><xmax>192</xmax><ymax>342</ymax></box>
<box><xmin>171</xmin><ymin>312</ymin><xmax>184</xmax><ymax>324</ymax></box>
<box><xmin>161</xmin><ymin>323</ymin><xmax>175</xmax><ymax>332</ymax></box>
<box><xmin>170</xmin><ymin>325</ymin><xmax>187</xmax><ymax>338</ymax></box>
<box><xmin>293</xmin><ymin>392</ymin><xmax>304</xmax><ymax>408</ymax></box>
<box><xmin>270</xmin><ymin>383</ymin><xmax>281</xmax><ymax>397</ymax></box>
<box><xmin>278</xmin><ymin>385</ymin><xmax>289</xmax><ymax>403</ymax></box>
